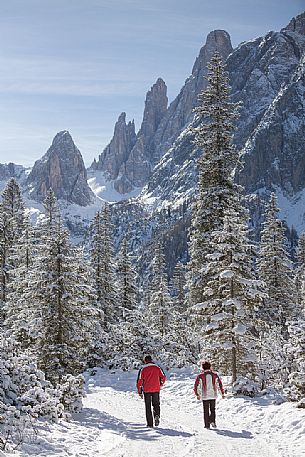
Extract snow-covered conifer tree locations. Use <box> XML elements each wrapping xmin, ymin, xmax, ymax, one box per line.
<box><xmin>42</xmin><ymin>188</ymin><xmax>60</xmax><ymax>230</ymax></box>
<box><xmin>149</xmin><ymin>242</ymin><xmax>172</xmax><ymax>337</ymax></box>
<box><xmin>11</xmin><ymin>193</ymin><xmax>99</xmax><ymax>383</ymax></box>
<box><xmin>116</xmin><ymin>237</ymin><xmax>138</xmax><ymax>319</ymax></box>
<box><xmin>96</xmin><ymin>236</ymin><xmax>149</xmax><ymax>370</ymax></box>
<box><xmin>295</xmin><ymin>232</ymin><xmax>305</xmax><ymax>308</ymax></box>
<box><xmin>90</xmin><ymin>204</ymin><xmax>117</xmax><ymax>328</ymax></box>
<box><xmin>0</xmin><ymin>178</ymin><xmax>25</xmax><ymax>304</ymax></box>
<box><xmin>256</xmin><ymin>194</ymin><xmax>298</xmax><ymax>389</ymax></box>
<box><xmin>258</xmin><ymin>193</ymin><xmax>297</xmax><ymax>334</ymax></box>
<box><xmin>3</xmin><ymin>190</ymin><xmax>57</xmax><ymax>348</ymax></box>
<box><xmin>90</xmin><ymin>210</ymin><xmax>104</xmax><ymax>316</ymax></box>
<box><xmin>4</xmin><ymin>215</ymin><xmax>37</xmax><ymax>347</ymax></box>
<box><xmin>285</xmin><ymin>318</ymin><xmax>305</xmax><ymax>407</ymax></box>
<box><xmin>202</xmin><ymin>208</ymin><xmax>263</xmax><ymax>381</ymax></box>
<box><xmin>172</xmin><ymin>261</ymin><xmax>186</xmax><ymax>312</ymax></box>
<box><xmin>38</xmin><ymin>217</ymin><xmax>98</xmax><ymax>383</ymax></box>
<box><xmin>187</xmin><ymin>52</ymin><xmax>263</xmax><ymax>383</ymax></box>
<box><xmin>1</xmin><ymin>178</ymin><xmax>24</xmax><ymax>241</ymax></box>
<box><xmin>187</xmin><ymin>51</ymin><xmax>240</xmax><ymax>309</ymax></box>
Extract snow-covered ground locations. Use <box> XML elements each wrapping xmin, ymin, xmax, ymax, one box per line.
<box><xmin>15</xmin><ymin>368</ymin><xmax>305</xmax><ymax>457</ymax></box>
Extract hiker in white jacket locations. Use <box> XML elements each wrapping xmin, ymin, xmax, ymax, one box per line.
<box><xmin>194</xmin><ymin>360</ymin><xmax>225</xmax><ymax>429</ymax></box>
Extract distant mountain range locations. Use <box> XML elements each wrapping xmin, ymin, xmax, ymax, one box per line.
<box><xmin>1</xmin><ymin>11</ymin><xmax>305</xmax><ymax>263</ymax></box>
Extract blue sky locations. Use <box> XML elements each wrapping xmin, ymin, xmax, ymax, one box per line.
<box><xmin>0</xmin><ymin>0</ymin><xmax>304</xmax><ymax>167</ymax></box>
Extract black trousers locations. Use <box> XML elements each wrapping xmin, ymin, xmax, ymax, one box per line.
<box><xmin>203</xmin><ymin>399</ymin><xmax>216</xmax><ymax>428</ymax></box>
<box><xmin>144</xmin><ymin>392</ymin><xmax>160</xmax><ymax>427</ymax></box>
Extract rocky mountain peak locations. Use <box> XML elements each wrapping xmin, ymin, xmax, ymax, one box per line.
<box><xmin>91</xmin><ymin>112</ymin><xmax>137</xmax><ymax>180</ymax></box>
<box><xmin>283</xmin><ymin>11</ymin><xmax>305</xmax><ymax>35</ymax></box>
<box><xmin>27</xmin><ymin>130</ymin><xmax>95</xmax><ymax>206</ymax></box>
<box><xmin>192</xmin><ymin>30</ymin><xmax>233</xmax><ymax>76</ymax></box>
<box><xmin>91</xmin><ymin>78</ymin><xmax>168</xmax><ymax>194</ymax></box>
<box><xmin>117</xmin><ymin>112</ymin><xmax>126</xmax><ymax>122</ymax></box>
<box><xmin>140</xmin><ymin>78</ymin><xmax>168</xmax><ymax>139</ymax></box>
<box><xmin>151</xmin><ymin>30</ymin><xmax>233</xmax><ymax>162</ymax></box>
<box><xmin>52</xmin><ymin>130</ymin><xmax>73</xmax><ymax>146</ymax></box>
<box><xmin>112</xmin><ymin>78</ymin><xmax>168</xmax><ymax>193</ymax></box>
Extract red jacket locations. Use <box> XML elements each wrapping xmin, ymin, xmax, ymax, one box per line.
<box><xmin>137</xmin><ymin>363</ymin><xmax>166</xmax><ymax>394</ymax></box>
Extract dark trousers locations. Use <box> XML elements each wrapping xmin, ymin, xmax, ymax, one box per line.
<box><xmin>203</xmin><ymin>399</ymin><xmax>216</xmax><ymax>428</ymax></box>
<box><xmin>144</xmin><ymin>392</ymin><xmax>160</xmax><ymax>427</ymax></box>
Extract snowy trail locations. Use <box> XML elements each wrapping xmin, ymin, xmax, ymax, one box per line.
<box><xmin>20</xmin><ymin>369</ymin><xmax>305</xmax><ymax>457</ymax></box>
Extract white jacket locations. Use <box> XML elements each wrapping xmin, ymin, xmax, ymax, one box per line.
<box><xmin>194</xmin><ymin>370</ymin><xmax>224</xmax><ymax>400</ymax></box>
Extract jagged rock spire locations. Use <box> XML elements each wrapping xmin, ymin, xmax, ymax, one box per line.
<box><xmin>92</xmin><ymin>112</ymin><xmax>137</xmax><ymax>180</ymax></box>
<box><xmin>152</xmin><ymin>30</ymin><xmax>233</xmax><ymax>161</ymax></box>
<box><xmin>114</xmin><ymin>78</ymin><xmax>168</xmax><ymax>193</ymax></box>
<box><xmin>91</xmin><ymin>78</ymin><xmax>168</xmax><ymax>194</ymax></box>
<box><xmin>27</xmin><ymin>130</ymin><xmax>95</xmax><ymax>206</ymax></box>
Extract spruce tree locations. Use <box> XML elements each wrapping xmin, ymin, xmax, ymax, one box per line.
<box><xmin>1</xmin><ymin>178</ymin><xmax>24</xmax><ymax>241</ymax></box>
<box><xmin>90</xmin><ymin>204</ymin><xmax>117</xmax><ymax>329</ymax></box>
<box><xmin>39</xmin><ymin>216</ymin><xmax>97</xmax><ymax>383</ymax></box>
<box><xmin>258</xmin><ymin>193</ymin><xmax>297</xmax><ymax>334</ymax></box>
<box><xmin>149</xmin><ymin>242</ymin><xmax>172</xmax><ymax>337</ymax></box>
<box><xmin>295</xmin><ymin>233</ymin><xmax>305</xmax><ymax>308</ymax></box>
<box><xmin>116</xmin><ymin>237</ymin><xmax>138</xmax><ymax>320</ymax></box>
<box><xmin>4</xmin><ymin>215</ymin><xmax>37</xmax><ymax>347</ymax></box>
<box><xmin>91</xmin><ymin>210</ymin><xmax>104</xmax><ymax>314</ymax></box>
<box><xmin>187</xmin><ymin>52</ymin><xmax>262</xmax><ymax>382</ymax></box>
<box><xmin>10</xmin><ymin>192</ymin><xmax>98</xmax><ymax>383</ymax></box>
<box><xmin>188</xmin><ymin>52</ymin><xmax>240</xmax><ymax>309</ymax></box>
<box><xmin>257</xmin><ymin>194</ymin><xmax>298</xmax><ymax>389</ymax></box>
<box><xmin>202</xmin><ymin>208</ymin><xmax>263</xmax><ymax>381</ymax></box>
<box><xmin>172</xmin><ymin>261</ymin><xmax>186</xmax><ymax>313</ymax></box>
<box><xmin>0</xmin><ymin>178</ymin><xmax>25</xmax><ymax>304</ymax></box>
<box><xmin>285</xmin><ymin>318</ymin><xmax>305</xmax><ymax>406</ymax></box>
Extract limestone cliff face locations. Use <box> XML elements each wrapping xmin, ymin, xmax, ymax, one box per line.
<box><xmin>91</xmin><ymin>112</ymin><xmax>137</xmax><ymax>181</ymax></box>
<box><xmin>91</xmin><ymin>78</ymin><xmax>168</xmax><ymax>194</ymax></box>
<box><xmin>239</xmin><ymin>53</ymin><xmax>305</xmax><ymax>195</ymax></box>
<box><xmin>231</xmin><ymin>11</ymin><xmax>305</xmax><ymax>193</ymax></box>
<box><xmin>153</xmin><ymin>30</ymin><xmax>233</xmax><ymax>160</ymax></box>
<box><xmin>139</xmin><ymin>77</ymin><xmax>168</xmax><ymax>143</ymax></box>
<box><xmin>27</xmin><ymin>131</ymin><xmax>94</xmax><ymax>206</ymax></box>
<box><xmin>115</xmin><ymin>78</ymin><xmax>168</xmax><ymax>193</ymax></box>
<box><xmin>139</xmin><ymin>12</ymin><xmax>305</xmax><ymax>209</ymax></box>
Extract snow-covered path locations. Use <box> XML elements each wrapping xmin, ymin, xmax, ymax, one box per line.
<box><xmin>20</xmin><ymin>369</ymin><xmax>305</xmax><ymax>457</ymax></box>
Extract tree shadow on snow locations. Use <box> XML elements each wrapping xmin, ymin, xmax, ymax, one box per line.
<box><xmin>74</xmin><ymin>407</ymin><xmax>162</xmax><ymax>441</ymax></box>
<box><xmin>213</xmin><ymin>429</ymin><xmax>253</xmax><ymax>439</ymax></box>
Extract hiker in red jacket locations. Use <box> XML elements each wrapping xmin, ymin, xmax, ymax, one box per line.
<box><xmin>137</xmin><ymin>354</ymin><xmax>166</xmax><ymax>428</ymax></box>
<box><xmin>194</xmin><ymin>360</ymin><xmax>225</xmax><ymax>429</ymax></box>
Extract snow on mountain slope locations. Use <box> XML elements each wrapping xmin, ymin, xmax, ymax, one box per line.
<box><xmin>17</xmin><ymin>369</ymin><xmax>305</xmax><ymax>457</ymax></box>
<box><xmin>276</xmin><ymin>186</ymin><xmax>305</xmax><ymax>233</ymax></box>
<box><xmin>87</xmin><ymin>170</ymin><xmax>142</xmax><ymax>203</ymax></box>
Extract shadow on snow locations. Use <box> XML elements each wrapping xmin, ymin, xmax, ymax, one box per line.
<box><xmin>74</xmin><ymin>407</ymin><xmax>192</xmax><ymax>441</ymax></box>
<box><xmin>154</xmin><ymin>427</ymin><xmax>193</xmax><ymax>438</ymax></box>
<box><xmin>213</xmin><ymin>428</ymin><xmax>253</xmax><ymax>439</ymax></box>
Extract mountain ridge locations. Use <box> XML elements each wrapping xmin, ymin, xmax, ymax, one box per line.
<box><xmin>1</xmin><ymin>11</ymin><xmax>305</xmax><ymax>246</ymax></box>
